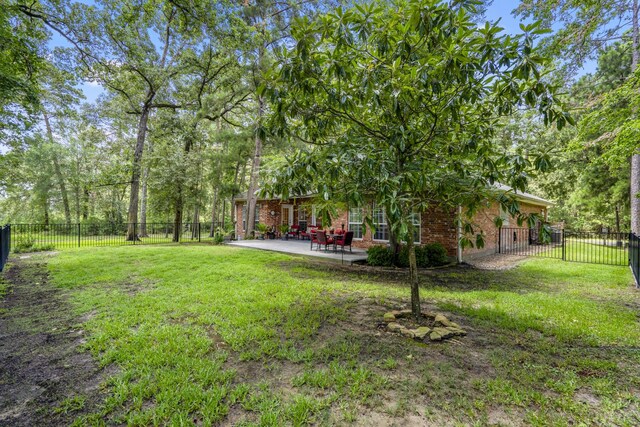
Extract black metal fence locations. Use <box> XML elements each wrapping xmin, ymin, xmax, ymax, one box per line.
<box><xmin>630</xmin><ymin>233</ymin><xmax>640</xmax><ymax>288</ymax></box>
<box><xmin>10</xmin><ymin>222</ymin><xmax>228</xmax><ymax>251</ymax></box>
<box><xmin>498</xmin><ymin>227</ymin><xmax>631</xmax><ymax>267</ymax></box>
<box><xmin>0</xmin><ymin>225</ymin><xmax>10</xmax><ymax>272</ymax></box>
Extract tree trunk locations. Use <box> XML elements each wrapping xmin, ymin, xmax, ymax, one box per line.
<box><xmin>632</xmin><ymin>0</ymin><xmax>640</xmax><ymax>233</ymax></box>
<box><xmin>173</xmin><ymin>188</ymin><xmax>183</xmax><ymax>243</ymax></box>
<box><xmin>221</xmin><ymin>200</ymin><xmax>226</xmax><ymax>230</ymax></box>
<box><xmin>140</xmin><ymin>163</ymin><xmax>149</xmax><ymax>237</ymax></box>
<box><xmin>82</xmin><ymin>187</ymin><xmax>90</xmax><ymax>220</ymax></box>
<box><xmin>191</xmin><ymin>205</ymin><xmax>199</xmax><ymax>239</ymax></box>
<box><xmin>230</xmin><ymin>161</ymin><xmax>242</xmax><ymax>235</ymax></box>
<box><xmin>43</xmin><ymin>112</ymin><xmax>72</xmax><ymax>226</ymax></box>
<box><xmin>73</xmin><ymin>176</ymin><xmax>80</xmax><ymax>223</ymax></box>
<box><xmin>210</xmin><ymin>188</ymin><xmax>218</xmax><ymax>237</ymax></box>
<box><xmin>43</xmin><ymin>191</ymin><xmax>50</xmax><ymax>228</ymax></box>
<box><xmin>126</xmin><ymin>100</ymin><xmax>152</xmax><ymax>240</ymax></box>
<box><xmin>173</xmin><ymin>135</ymin><xmax>194</xmax><ymax>242</ymax></box>
<box><xmin>406</xmin><ymin>226</ymin><xmax>421</xmax><ymax>319</ymax></box>
<box><xmin>245</xmin><ymin>96</ymin><xmax>265</xmax><ymax>239</ymax></box>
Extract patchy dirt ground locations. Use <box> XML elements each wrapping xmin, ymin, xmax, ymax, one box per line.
<box><xmin>0</xmin><ymin>255</ymin><xmax>109</xmax><ymax>426</ymax></box>
<box><xmin>463</xmin><ymin>254</ymin><xmax>529</xmax><ymax>270</ymax></box>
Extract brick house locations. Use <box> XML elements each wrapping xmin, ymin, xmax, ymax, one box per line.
<box><xmin>234</xmin><ymin>186</ymin><xmax>551</xmax><ymax>261</ymax></box>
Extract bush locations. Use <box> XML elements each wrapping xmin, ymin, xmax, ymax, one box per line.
<box><xmin>13</xmin><ymin>239</ymin><xmax>55</xmax><ymax>254</ymax></box>
<box><xmin>13</xmin><ymin>235</ymin><xmax>35</xmax><ymax>253</ymax></box>
<box><xmin>367</xmin><ymin>245</ymin><xmax>394</xmax><ymax>267</ymax></box>
<box><xmin>367</xmin><ymin>242</ymin><xmax>449</xmax><ymax>268</ymax></box>
<box><xmin>424</xmin><ymin>243</ymin><xmax>448</xmax><ymax>266</ymax></box>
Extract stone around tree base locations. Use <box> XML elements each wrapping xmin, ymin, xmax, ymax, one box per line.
<box><xmin>383</xmin><ymin>310</ymin><xmax>466</xmax><ymax>342</ymax></box>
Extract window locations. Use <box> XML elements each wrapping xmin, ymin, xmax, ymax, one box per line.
<box><xmin>298</xmin><ymin>207</ymin><xmax>308</xmax><ymax>231</ymax></box>
<box><xmin>311</xmin><ymin>205</ymin><xmax>322</xmax><ymax>227</ymax></box>
<box><xmin>255</xmin><ymin>203</ymin><xmax>260</xmax><ymax>227</ymax></box>
<box><xmin>373</xmin><ymin>204</ymin><xmax>389</xmax><ymax>241</ymax></box>
<box><xmin>348</xmin><ymin>208</ymin><xmax>363</xmax><ymax>239</ymax></box>
<box><xmin>499</xmin><ymin>205</ymin><xmax>510</xmax><ymax>227</ymax></box>
<box><xmin>410</xmin><ymin>212</ymin><xmax>421</xmax><ymax>244</ymax></box>
<box><xmin>241</xmin><ymin>203</ymin><xmax>260</xmax><ymax>230</ymax></box>
<box><xmin>372</xmin><ymin>204</ymin><xmax>420</xmax><ymax>243</ymax></box>
<box><xmin>242</xmin><ymin>204</ymin><xmax>246</xmax><ymax>230</ymax></box>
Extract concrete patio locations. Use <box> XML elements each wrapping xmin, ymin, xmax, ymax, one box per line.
<box><xmin>228</xmin><ymin>238</ymin><xmax>368</xmax><ymax>264</ymax></box>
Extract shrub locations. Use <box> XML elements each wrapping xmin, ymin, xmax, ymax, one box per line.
<box><xmin>13</xmin><ymin>235</ymin><xmax>35</xmax><ymax>253</ymax></box>
<box><xmin>213</xmin><ymin>227</ymin><xmax>225</xmax><ymax>245</ymax></box>
<box><xmin>367</xmin><ymin>242</ymin><xmax>449</xmax><ymax>268</ymax></box>
<box><xmin>367</xmin><ymin>245</ymin><xmax>394</xmax><ymax>267</ymax></box>
<box><xmin>424</xmin><ymin>243</ymin><xmax>448</xmax><ymax>266</ymax></box>
<box><xmin>13</xmin><ymin>240</ymin><xmax>55</xmax><ymax>254</ymax></box>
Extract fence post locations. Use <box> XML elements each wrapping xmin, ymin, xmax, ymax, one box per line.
<box><xmin>562</xmin><ymin>229</ymin><xmax>566</xmax><ymax>261</ymax></box>
<box><xmin>198</xmin><ymin>222</ymin><xmax>201</xmax><ymax>243</ymax></box>
<box><xmin>498</xmin><ymin>227</ymin><xmax>501</xmax><ymax>254</ymax></box>
<box><xmin>133</xmin><ymin>223</ymin><xmax>137</xmax><ymax>245</ymax></box>
<box><xmin>77</xmin><ymin>223</ymin><xmax>81</xmax><ymax>248</ymax></box>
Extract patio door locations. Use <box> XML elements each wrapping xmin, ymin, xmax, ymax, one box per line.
<box><xmin>281</xmin><ymin>205</ymin><xmax>294</xmax><ymax>226</ymax></box>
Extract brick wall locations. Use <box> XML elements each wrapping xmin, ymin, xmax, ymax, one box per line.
<box><xmin>463</xmin><ymin>201</ymin><xmax>548</xmax><ymax>259</ymax></box>
<box><xmin>235</xmin><ymin>198</ymin><xmax>547</xmax><ymax>260</ymax></box>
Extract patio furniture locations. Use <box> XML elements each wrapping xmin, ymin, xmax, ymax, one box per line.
<box><xmin>316</xmin><ymin>230</ymin><xmax>334</xmax><ymax>251</ymax></box>
<box><xmin>335</xmin><ymin>231</ymin><xmax>354</xmax><ymax>253</ymax></box>
<box><xmin>287</xmin><ymin>224</ymin><xmax>300</xmax><ymax>240</ymax></box>
<box><xmin>310</xmin><ymin>230</ymin><xmax>318</xmax><ymax>250</ymax></box>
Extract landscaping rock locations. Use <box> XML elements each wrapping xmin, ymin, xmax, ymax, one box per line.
<box><xmin>384</xmin><ymin>310</ymin><xmax>465</xmax><ymax>342</ymax></box>
<box><xmin>387</xmin><ymin>322</ymin><xmax>403</xmax><ymax>332</ymax></box>
<box><xmin>429</xmin><ymin>330</ymin><xmax>443</xmax><ymax>341</ymax></box>
<box><xmin>445</xmin><ymin>326</ymin><xmax>466</xmax><ymax>336</ymax></box>
<box><xmin>400</xmin><ymin>328</ymin><xmax>415</xmax><ymax>339</ymax></box>
<box><xmin>432</xmin><ymin>327</ymin><xmax>455</xmax><ymax>339</ymax></box>
<box><xmin>413</xmin><ymin>326</ymin><xmax>431</xmax><ymax>340</ymax></box>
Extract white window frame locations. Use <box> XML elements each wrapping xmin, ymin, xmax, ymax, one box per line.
<box><xmin>372</xmin><ymin>204</ymin><xmax>389</xmax><ymax>242</ymax></box>
<box><xmin>499</xmin><ymin>205</ymin><xmax>510</xmax><ymax>227</ymax></box>
<box><xmin>348</xmin><ymin>207</ymin><xmax>364</xmax><ymax>240</ymax></box>
<box><xmin>254</xmin><ymin>203</ymin><xmax>261</xmax><ymax>227</ymax></box>
<box><xmin>372</xmin><ymin>204</ymin><xmax>420</xmax><ymax>244</ymax></box>
<box><xmin>311</xmin><ymin>205</ymin><xmax>322</xmax><ymax>227</ymax></box>
<box><xmin>242</xmin><ymin>203</ymin><xmax>247</xmax><ymax>231</ymax></box>
<box><xmin>298</xmin><ymin>207</ymin><xmax>308</xmax><ymax>230</ymax></box>
<box><xmin>410</xmin><ymin>212</ymin><xmax>421</xmax><ymax>244</ymax></box>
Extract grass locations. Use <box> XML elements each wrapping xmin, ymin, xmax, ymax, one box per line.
<box><xmin>17</xmin><ymin>245</ymin><xmax>640</xmax><ymax>424</ymax></box>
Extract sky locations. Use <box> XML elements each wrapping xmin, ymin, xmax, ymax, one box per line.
<box><xmin>60</xmin><ymin>0</ymin><xmax>599</xmax><ymax>105</ymax></box>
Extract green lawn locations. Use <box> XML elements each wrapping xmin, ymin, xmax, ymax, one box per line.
<box><xmin>14</xmin><ymin>245</ymin><xmax>640</xmax><ymax>425</ymax></box>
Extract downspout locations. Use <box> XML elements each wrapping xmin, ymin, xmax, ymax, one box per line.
<box><xmin>457</xmin><ymin>205</ymin><xmax>463</xmax><ymax>264</ymax></box>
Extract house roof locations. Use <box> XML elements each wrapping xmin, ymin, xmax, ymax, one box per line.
<box><xmin>233</xmin><ymin>191</ymin><xmax>315</xmax><ymax>202</ymax></box>
<box><xmin>234</xmin><ymin>185</ymin><xmax>552</xmax><ymax>207</ymax></box>
<box><xmin>494</xmin><ymin>183</ymin><xmax>553</xmax><ymax>207</ymax></box>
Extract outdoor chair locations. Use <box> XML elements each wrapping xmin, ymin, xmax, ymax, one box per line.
<box><xmin>315</xmin><ymin>230</ymin><xmax>335</xmax><ymax>251</ymax></box>
<box><xmin>335</xmin><ymin>231</ymin><xmax>354</xmax><ymax>253</ymax></box>
<box><xmin>310</xmin><ymin>230</ymin><xmax>318</xmax><ymax>250</ymax></box>
<box><xmin>287</xmin><ymin>224</ymin><xmax>300</xmax><ymax>240</ymax></box>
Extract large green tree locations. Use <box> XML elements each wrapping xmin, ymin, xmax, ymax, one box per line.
<box><xmin>515</xmin><ymin>0</ymin><xmax>640</xmax><ymax>233</ymax></box>
<box><xmin>0</xmin><ymin>0</ymin><xmax>46</xmax><ymax>142</ymax></box>
<box><xmin>266</xmin><ymin>0</ymin><xmax>566</xmax><ymax>317</ymax></box>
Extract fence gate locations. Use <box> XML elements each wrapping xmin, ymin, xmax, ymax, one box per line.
<box><xmin>498</xmin><ymin>228</ymin><xmax>638</xmax><ymax>286</ymax></box>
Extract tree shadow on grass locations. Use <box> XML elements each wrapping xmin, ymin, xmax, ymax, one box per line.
<box><xmin>280</xmin><ymin>258</ymin><xmax>548</xmax><ymax>294</ymax></box>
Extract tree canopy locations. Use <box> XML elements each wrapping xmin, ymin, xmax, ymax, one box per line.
<box><xmin>263</xmin><ymin>0</ymin><xmax>567</xmax><ymax>316</ymax></box>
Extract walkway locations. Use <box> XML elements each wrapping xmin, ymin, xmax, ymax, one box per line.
<box><xmin>228</xmin><ymin>238</ymin><xmax>368</xmax><ymax>264</ymax></box>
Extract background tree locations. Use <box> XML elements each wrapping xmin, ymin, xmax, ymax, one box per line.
<box><xmin>515</xmin><ymin>0</ymin><xmax>640</xmax><ymax>233</ymax></box>
<box><xmin>0</xmin><ymin>0</ymin><xmax>46</xmax><ymax>142</ymax></box>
